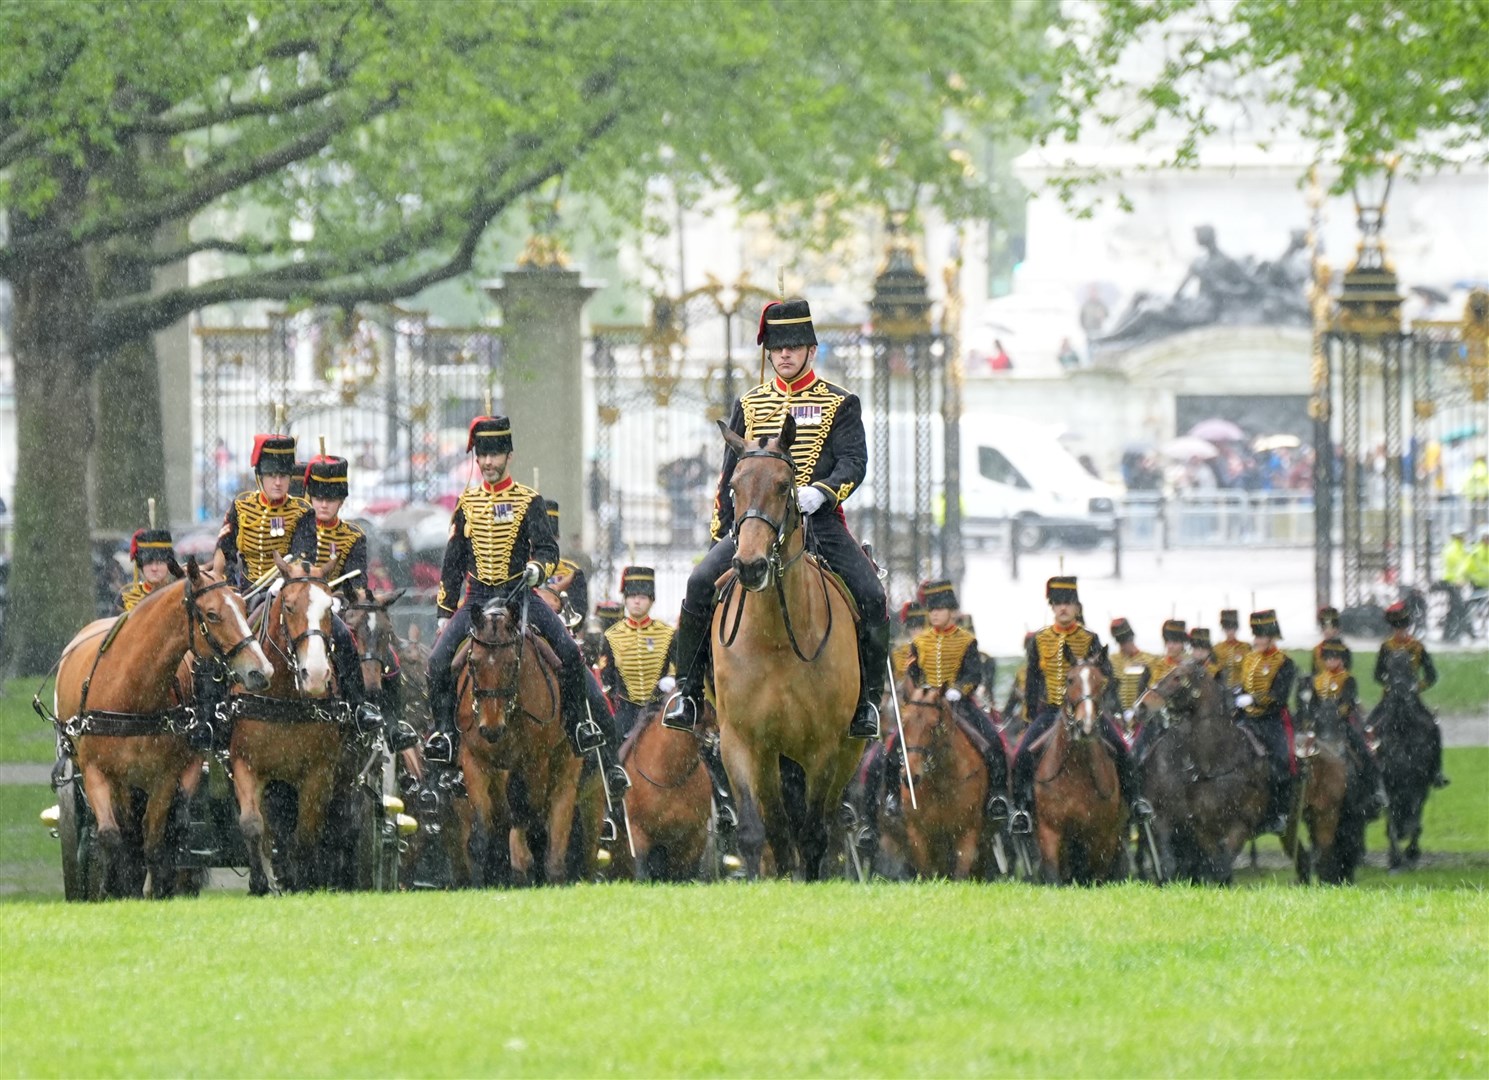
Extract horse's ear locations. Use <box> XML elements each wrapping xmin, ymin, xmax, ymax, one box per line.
<box><xmin>273</xmin><ymin>552</ymin><xmax>294</xmax><ymax>577</ymax></box>
<box><xmin>166</xmin><ymin>554</ymin><xmax>185</xmax><ymax>580</ymax></box>
<box><xmin>718</xmin><ymin>419</ymin><xmax>747</xmax><ymax>457</ymax></box>
<box><xmin>778</xmin><ymin>412</ymin><xmax>797</xmax><ymax>451</ymax></box>
<box><xmin>186</xmin><ymin>555</ymin><xmax>201</xmax><ymax>583</ymax></box>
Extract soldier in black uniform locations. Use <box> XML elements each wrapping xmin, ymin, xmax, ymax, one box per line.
<box><xmin>1235</xmin><ymin>609</ymin><xmax>1297</xmax><ymax>833</ymax></box>
<box><xmin>1299</xmin><ymin>639</ymin><xmax>1386</xmax><ymax>814</ymax></box>
<box><xmin>212</xmin><ymin>433</ymin><xmax>311</xmax><ymax>587</ymax></box>
<box><xmin>542</xmin><ymin>500</ymin><xmax>589</xmax><ymax>629</ymax></box>
<box><xmin>664</xmin><ymin>298</ymin><xmax>889</xmax><ymax>738</ymax></box>
<box><xmin>1372</xmin><ymin>601</ymin><xmax>1448</xmax><ymax>788</ymax></box>
<box><xmin>424</xmin><ymin>416</ymin><xmax>628</xmax><ymax>803</ymax></box>
<box><xmin>1008</xmin><ymin>577</ymin><xmax>1150</xmax><ymax>834</ymax></box>
<box><xmin>118</xmin><ymin>527</ymin><xmax>176</xmax><ymax>613</ymax></box>
<box><xmin>288</xmin><ymin>453</ymin><xmax>405</xmax><ymax>746</ymax></box>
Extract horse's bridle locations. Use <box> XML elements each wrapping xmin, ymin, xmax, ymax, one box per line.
<box><xmin>464</xmin><ymin>595</ymin><xmax>557</xmax><ymax>728</ymax></box>
<box><xmin>263</xmin><ymin>577</ymin><xmax>334</xmax><ymax>695</ymax></box>
<box><xmin>1061</xmin><ymin>662</ymin><xmax>1104</xmax><ymax>736</ymax></box>
<box><xmin>347</xmin><ymin>600</ymin><xmax>395</xmax><ymax>678</ymax></box>
<box><xmin>183</xmin><ymin>577</ymin><xmax>258</xmax><ymax>665</ymax></box>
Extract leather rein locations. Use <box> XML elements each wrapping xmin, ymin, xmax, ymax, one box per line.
<box><xmin>462</xmin><ymin>589</ymin><xmax>558</xmax><ymax>727</ymax></box>
<box><xmin>717</xmin><ymin>446</ymin><xmax>835</xmax><ymax>665</ymax></box>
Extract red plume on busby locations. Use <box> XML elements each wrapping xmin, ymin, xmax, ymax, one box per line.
<box><xmin>304</xmin><ymin>455</ymin><xmax>349</xmax><ymax>500</ymax></box>
<box><xmin>250</xmin><ymin>434</ymin><xmax>297</xmax><ymax>476</ymax></box>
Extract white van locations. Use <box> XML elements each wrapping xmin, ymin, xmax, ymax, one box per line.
<box><xmin>958</xmin><ymin>414</ymin><xmax>1119</xmax><ymax>550</ymax></box>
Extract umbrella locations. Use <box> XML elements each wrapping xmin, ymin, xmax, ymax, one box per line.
<box><xmin>1253</xmin><ymin>434</ymin><xmax>1301</xmax><ymax>452</ymax></box>
<box><xmin>1161</xmin><ymin>435</ymin><xmax>1218</xmax><ymax>460</ymax></box>
<box><xmin>1187</xmin><ymin>418</ymin><xmax>1245</xmax><ymax>442</ymax></box>
<box><xmin>1442</xmin><ymin>425</ymin><xmax>1484</xmax><ymax>445</ymax></box>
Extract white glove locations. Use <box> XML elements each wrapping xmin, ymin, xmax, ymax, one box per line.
<box><xmin>523</xmin><ymin>562</ymin><xmax>543</xmax><ymax>587</ymax></box>
<box><xmin>945</xmin><ymin>687</ymin><xmax>963</xmax><ymax>703</ymax></box>
<box><xmin>436</xmin><ymin>617</ymin><xmax>449</xmax><ymax>635</ymax></box>
<box><xmin>657</xmin><ymin>676</ymin><xmax>677</xmax><ymax>695</ymax></box>
<box><xmin>797</xmin><ymin>486</ymin><xmax>827</xmax><ymax>515</ymax></box>
<box><xmin>268</xmin><ymin>578</ymin><xmax>285</xmax><ymax>597</ymax></box>
<box><xmin>1235</xmin><ymin>693</ymin><xmax>1254</xmax><ymax>709</ymax></box>
<box><xmin>1122</xmin><ymin>708</ymin><xmax>1134</xmax><ymax>724</ymax></box>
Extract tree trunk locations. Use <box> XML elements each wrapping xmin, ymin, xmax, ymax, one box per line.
<box><xmin>92</xmin><ymin>282</ymin><xmax>168</xmax><ymax>531</ymax></box>
<box><xmin>5</xmin><ymin>249</ymin><xmax>99</xmax><ymax>675</ymax></box>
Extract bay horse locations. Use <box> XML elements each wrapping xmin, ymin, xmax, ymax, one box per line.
<box><xmin>711</xmin><ymin>416</ymin><xmax>862</xmax><ymax>880</ymax></box>
<box><xmin>1133</xmin><ymin>661</ymin><xmax>1268</xmax><ymax>884</ymax></box>
<box><xmin>54</xmin><ymin>559</ymin><xmax>271</xmax><ymax>898</ymax></box>
<box><xmin>1292</xmin><ymin>686</ymin><xmax>1368</xmax><ymax>884</ymax></box>
<box><xmin>456</xmin><ymin>596</ymin><xmax>600</xmax><ymax>886</ymax></box>
<box><xmin>884</xmin><ymin>681</ymin><xmax>991</xmax><ymax>880</ymax></box>
<box><xmin>617</xmin><ymin>702</ymin><xmax>714</xmax><ymax>882</ymax></box>
<box><xmin>1030</xmin><ymin>652</ymin><xmax>1126</xmax><ymax>884</ymax></box>
<box><xmin>228</xmin><ymin>554</ymin><xmax>345</xmax><ymax>894</ymax></box>
<box><xmin>1370</xmin><ymin>648</ymin><xmax>1436</xmax><ymax>871</ymax></box>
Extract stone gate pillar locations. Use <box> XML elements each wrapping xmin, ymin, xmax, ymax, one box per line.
<box><xmin>486</xmin><ymin>263</ymin><xmax>595</xmax><ymax>555</ymax></box>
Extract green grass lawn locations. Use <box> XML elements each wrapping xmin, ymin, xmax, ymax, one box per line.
<box><xmin>0</xmin><ymin>884</ymin><xmax>1484</xmax><ymax>1077</ymax></box>
<box><xmin>0</xmin><ymin>677</ymin><xmax>61</xmax><ymax>764</ymax></box>
<box><xmin>1286</xmin><ymin>649</ymin><xmax>1489</xmax><ymax>718</ymax></box>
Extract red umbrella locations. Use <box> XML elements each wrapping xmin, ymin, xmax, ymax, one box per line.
<box><xmin>1187</xmin><ymin>418</ymin><xmax>1245</xmax><ymax>442</ymax></box>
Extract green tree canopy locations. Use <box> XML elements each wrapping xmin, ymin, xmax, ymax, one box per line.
<box><xmin>0</xmin><ymin>0</ymin><xmax>1059</xmax><ymax>671</ymax></box>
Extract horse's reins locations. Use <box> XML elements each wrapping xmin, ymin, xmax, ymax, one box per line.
<box><xmin>464</xmin><ymin>593</ymin><xmax>558</xmax><ymax>728</ymax></box>
<box><xmin>233</xmin><ymin>576</ymin><xmax>349</xmax><ymax>724</ymax></box>
<box><xmin>628</xmin><ymin>715</ymin><xmax>704</xmax><ymax>790</ymax></box>
<box><xmin>1036</xmin><ymin>666</ymin><xmax>1117</xmax><ymax>798</ymax></box>
<box><xmin>718</xmin><ymin>445</ymin><xmax>834</xmax><ymax>665</ymax></box>
<box><xmin>901</xmin><ymin>696</ymin><xmax>981</xmax><ymax>786</ymax></box>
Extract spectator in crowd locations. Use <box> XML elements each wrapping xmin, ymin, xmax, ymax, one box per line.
<box><xmin>1079</xmin><ymin>285</ymin><xmax>1109</xmax><ymax>355</ymax></box>
<box><xmin>988</xmin><ymin>339</ymin><xmax>1013</xmax><ymax>373</ymax></box>
<box><xmin>1057</xmin><ymin>337</ymin><xmax>1081</xmax><ymax>371</ymax></box>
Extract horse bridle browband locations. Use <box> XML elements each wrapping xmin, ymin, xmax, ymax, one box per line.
<box><xmin>259</xmin><ymin>577</ymin><xmax>334</xmax><ymax>695</ymax></box>
<box><xmin>184</xmin><ymin>577</ymin><xmax>257</xmax><ymax>663</ymax></box>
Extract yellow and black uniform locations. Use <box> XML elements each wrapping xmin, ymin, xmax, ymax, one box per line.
<box><xmin>1239</xmin><ymin>648</ymin><xmax>1297</xmax><ymax>723</ymax></box>
<box><xmin>1112</xmin><ymin>650</ymin><xmax>1157</xmax><ymax>712</ymax></box>
<box><xmin>1373</xmin><ymin>634</ymin><xmax>1437</xmax><ymax>692</ymax></box>
<box><xmin>117</xmin><ymin>526</ymin><xmax>175</xmax><ymax>614</ymax></box>
<box><xmin>601</xmin><ymin>617</ymin><xmax>675</xmax><ymax>737</ymax></box>
<box><xmin>1236</xmin><ymin>608</ymin><xmax>1298</xmax><ymax>826</ymax></box>
<box><xmin>1148</xmin><ymin>620</ymin><xmax>1188</xmax><ymax>684</ymax></box>
<box><xmin>118</xmin><ymin>581</ymin><xmax>156</xmax><ymax>613</ymax></box>
<box><xmin>1024</xmin><ymin>622</ymin><xmax>1104</xmax><ymax>714</ymax></box>
<box><xmin>290</xmin><ymin>515</ymin><xmax>366</xmax><ymax>580</ymax></box>
<box><xmin>217</xmin><ymin>491</ymin><xmax>310</xmax><ymax>586</ymax></box>
<box><xmin>1212</xmin><ymin>637</ymin><xmax>1251</xmax><ymax>687</ymax></box>
<box><xmin>907</xmin><ymin>625</ymin><xmax>980</xmax><ymax>694</ymax></box>
<box><xmin>1311</xmin><ymin>638</ymin><xmax>1352</xmax><ymax>674</ymax></box>
<box><xmin>1308</xmin><ymin>669</ymin><xmax>1359</xmax><ymax>713</ymax></box>
<box><xmin>435</xmin><ymin>476</ymin><xmax>557</xmax><ymax>617</ymax></box>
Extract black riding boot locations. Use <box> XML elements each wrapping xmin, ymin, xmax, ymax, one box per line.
<box><xmin>1114</xmin><ymin>741</ymin><xmax>1153</xmax><ymax>821</ymax></box>
<box><xmin>663</xmin><ymin>603</ymin><xmax>710</xmax><ymax>731</ymax></box>
<box><xmin>378</xmin><ymin>672</ymin><xmax>419</xmax><ymax>751</ymax></box>
<box><xmin>850</xmin><ymin>619</ymin><xmax>890</xmax><ymax>739</ymax></box>
<box><xmin>425</xmin><ymin>681</ymin><xmax>459</xmax><ymax>765</ymax></box>
<box><xmin>1343</xmin><ymin>723</ymin><xmax>1387</xmax><ymax>816</ymax></box>
<box><xmin>561</xmin><ymin>666</ymin><xmax>605</xmax><ymax>757</ymax></box>
<box><xmin>1010</xmin><ymin>747</ymin><xmax>1035</xmax><ymax>834</ymax></box>
<box><xmin>699</xmin><ymin>734</ymin><xmax>738</xmax><ymax>841</ymax></box>
<box><xmin>1431</xmin><ymin>723</ymin><xmax>1450</xmax><ymax>788</ymax></box>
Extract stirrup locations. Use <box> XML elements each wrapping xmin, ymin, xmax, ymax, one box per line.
<box><xmin>599</xmin><ymin>817</ymin><xmax>619</xmax><ymax>844</ymax></box>
<box><xmin>570</xmin><ymin>718</ymin><xmax>605</xmax><ymax>755</ymax></box>
<box><xmin>1130</xmin><ymin>796</ymin><xmax>1154</xmax><ymax>821</ymax></box>
<box><xmin>1010</xmin><ymin>809</ymin><xmax>1032</xmax><ymax>835</ymax></box>
<box><xmin>714</xmin><ymin>801</ymin><xmax>738</xmax><ymax>831</ymax></box>
<box><xmin>385</xmin><ymin>719</ymin><xmax>420</xmax><ymax>752</ymax></box>
<box><xmin>849</xmin><ymin>701</ymin><xmax>881</xmax><ymax>740</ymax></box>
<box><xmin>661</xmin><ymin>691</ymin><xmax>699</xmax><ymax>732</ymax></box>
<box><xmin>424</xmin><ymin>731</ymin><xmax>456</xmax><ymax>766</ymax></box>
<box><xmin>987</xmin><ymin>795</ymin><xmax>1011</xmax><ymax>820</ymax></box>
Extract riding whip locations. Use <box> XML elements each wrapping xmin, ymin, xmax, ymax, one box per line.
<box><xmin>583</xmin><ymin>693</ymin><xmax>636</xmax><ymax>859</ymax></box>
<box><xmin>885</xmin><ymin>658</ymin><xmax>918</xmax><ymax>811</ymax></box>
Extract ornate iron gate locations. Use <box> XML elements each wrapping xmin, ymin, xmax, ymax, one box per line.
<box><xmin>196</xmin><ymin>308</ymin><xmax>501</xmax><ymax>519</ymax></box>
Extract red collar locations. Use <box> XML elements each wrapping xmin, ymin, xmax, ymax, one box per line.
<box><xmin>317</xmin><ymin>516</ymin><xmax>341</xmax><ymax>529</ymax></box>
<box><xmin>258</xmin><ymin>492</ymin><xmax>288</xmax><ymax>510</ymax></box>
<box><xmin>931</xmin><ymin>624</ymin><xmax>960</xmax><ymax>636</ymax></box>
<box><xmin>773</xmin><ymin>369</ymin><xmax>817</xmax><ymax>394</ymax></box>
<box><xmin>625</xmin><ymin>616</ymin><xmax>653</xmax><ymax>629</ymax></box>
<box><xmin>483</xmin><ymin>476</ymin><xmax>514</xmax><ymax>494</ymax></box>
<box><xmin>1258</xmin><ymin>645</ymin><xmax>1278</xmax><ymax>656</ymax></box>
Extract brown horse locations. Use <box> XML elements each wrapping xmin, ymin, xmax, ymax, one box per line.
<box><xmin>1030</xmin><ymin>654</ymin><xmax>1127</xmax><ymax>883</ymax></box>
<box><xmin>883</xmin><ymin>681</ymin><xmax>991</xmax><ymax>880</ymax></box>
<box><xmin>1292</xmin><ymin>689</ymin><xmax>1369</xmax><ymax>884</ymax></box>
<box><xmin>711</xmin><ymin>416</ymin><xmax>862</xmax><ymax>880</ymax></box>
<box><xmin>456</xmin><ymin>597</ymin><xmax>599</xmax><ymax>886</ymax></box>
<box><xmin>54</xmin><ymin>560</ymin><xmax>271</xmax><ymax>898</ymax></box>
<box><xmin>229</xmin><ymin>554</ymin><xmax>344</xmax><ymax>894</ymax></box>
<box><xmin>617</xmin><ymin>703</ymin><xmax>714</xmax><ymax>882</ymax></box>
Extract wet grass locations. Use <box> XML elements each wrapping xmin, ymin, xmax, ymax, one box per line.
<box><xmin>0</xmin><ymin>678</ymin><xmax>59</xmax><ymax>764</ymax></box>
<box><xmin>0</xmin><ymin>882</ymin><xmax>1483</xmax><ymax>1077</ymax></box>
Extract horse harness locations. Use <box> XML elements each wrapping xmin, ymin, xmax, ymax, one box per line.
<box><xmin>65</xmin><ymin>577</ymin><xmax>253</xmax><ymax>739</ymax></box>
<box><xmin>718</xmin><ymin>445</ymin><xmax>836</xmax><ymax>665</ymax></box>
<box><xmin>233</xmin><ymin>577</ymin><xmax>346</xmax><ymax>726</ymax></box>
<box><xmin>900</xmin><ymin>695</ymin><xmax>982</xmax><ymax>786</ymax></box>
<box><xmin>460</xmin><ymin>590</ymin><xmax>560</xmax><ymax>728</ymax></box>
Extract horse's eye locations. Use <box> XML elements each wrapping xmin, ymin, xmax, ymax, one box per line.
<box><xmin>205</xmin><ymin>611</ymin><xmax>221</xmax><ymax>623</ymax></box>
<box><xmin>285</xmin><ymin>604</ymin><xmax>297</xmax><ymax>616</ymax></box>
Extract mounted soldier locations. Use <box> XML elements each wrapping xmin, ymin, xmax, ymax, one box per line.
<box><xmin>1212</xmin><ymin>608</ymin><xmax>1251</xmax><ymax>687</ymax></box>
<box><xmin>1188</xmin><ymin>627</ymin><xmax>1221</xmax><ymax>680</ymax></box>
<box><xmin>287</xmin><ymin>451</ymin><xmax>406</xmax><ymax>748</ymax></box>
<box><xmin>663</xmin><ymin>297</ymin><xmax>889</xmax><ymax>739</ymax></box>
<box><xmin>1108</xmin><ymin>617</ymin><xmax>1154</xmax><ymax>728</ymax></box>
<box><xmin>117</xmin><ymin>525</ymin><xmax>175</xmax><ymax>614</ymax></box>
<box><xmin>213</xmin><ymin>433</ymin><xmax>311</xmax><ymax>589</ymax></box>
<box><xmin>1148</xmin><ymin>619</ymin><xmax>1189</xmax><ymax>684</ymax></box>
<box><xmin>600</xmin><ymin>566</ymin><xmax>676</xmax><ymax>740</ymax></box>
<box><xmin>1234</xmin><ymin>609</ymin><xmax>1296</xmax><ymax>833</ymax></box>
<box><xmin>1300</xmin><ymin>639</ymin><xmax>1387</xmax><ymax>814</ymax></box>
<box><xmin>1311</xmin><ymin>606</ymin><xmax>1352</xmax><ymax>674</ymax></box>
<box><xmin>1009</xmin><ymin>576</ymin><xmax>1150</xmax><ymax>835</ymax></box>
<box><xmin>1371</xmin><ymin>601</ymin><xmax>1449</xmax><ymax>788</ymax></box>
<box><xmin>901</xmin><ymin>580</ymin><xmax>1010</xmax><ymax>816</ymax></box>
<box><xmin>423</xmin><ymin>415</ymin><xmax>629</xmax><ymax>806</ymax></box>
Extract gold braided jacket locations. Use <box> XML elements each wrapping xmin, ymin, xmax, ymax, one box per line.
<box><xmin>220</xmin><ymin>492</ymin><xmax>311</xmax><ymax>584</ymax></box>
<box><xmin>602</xmin><ymin>618</ymin><xmax>676</xmax><ymax>704</ymax></box>
<box><xmin>436</xmin><ymin>479</ymin><xmax>555</xmax><ymax>613</ymax></box>
<box><xmin>1032</xmin><ymin>624</ymin><xmax>1097</xmax><ymax>707</ymax></box>
<box><xmin>118</xmin><ymin>581</ymin><xmax>155</xmax><ymax>613</ymax></box>
<box><xmin>1312</xmin><ymin>670</ymin><xmax>1357</xmax><ymax>702</ymax></box>
<box><xmin>908</xmin><ymin>626</ymin><xmax>979</xmax><ymax>692</ymax></box>
<box><xmin>1212</xmin><ymin>638</ymin><xmax>1252</xmax><ymax>685</ymax></box>
<box><xmin>1114</xmin><ymin>651</ymin><xmax>1157</xmax><ymax>710</ymax></box>
<box><xmin>1239</xmin><ymin>649</ymin><xmax>1291</xmax><ymax>718</ymax></box>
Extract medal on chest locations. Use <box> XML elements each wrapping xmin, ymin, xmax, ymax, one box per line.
<box><xmin>789</xmin><ymin>403</ymin><xmax>823</xmax><ymax>427</ymax></box>
<box><xmin>643</xmin><ymin>636</ymin><xmax>655</xmax><ymax>652</ymax></box>
<box><xmin>492</xmin><ymin>502</ymin><xmax>515</xmax><ymax>524</ymax></box>
<box><xmin>269</xmin><ymin>515</ymin><xmax>285</xmax><ymax>538</ymax></box>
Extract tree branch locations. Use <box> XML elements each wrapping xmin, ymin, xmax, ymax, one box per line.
<box><xmin>6</xmin><ymin>94</ymin><xmax>398</xmax><ymax>259</ymax></box>
<box><xmin>125</xmin><ymin>81</ymin><xmax>340</xmax><ymax>138</ymax></box>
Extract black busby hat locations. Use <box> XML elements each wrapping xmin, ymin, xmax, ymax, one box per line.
<box><xmin>545</xmin><ymin>499</ymin><xmax>560</xmax><ymax>532</ymax></box>
<box><xmin>923</xmin><ymin>579</ymin><xmax>958</xmax><ymax>610</ymax></box>
<box><xmin>251</xmin><ymin>433</ymin><xmax>298</xmax><ymax>476</ymax></box>
<box><xmin>1110</xmin><ymin>617</ymin><xmax>1135</xmax><ymax>643</ymax></box>
<box><xmin>130</xmin><ymin>528</ymin><xmax>174</xmax><ymax>565</ymax></box>
<box><xmin>1220</xmin><ymin>608</ymin><xmax>1240</xmax><ymax>630</ymax></box>
<box><xmin>1317</xmin><ymin>605</ymin><xmax>1341</xmax><ymax>628</ymax></box>
<box><xmin>1189</xmin><ymin>627</ymin><xmax>1212</xmax><ymax>650</ymax></box>
<box><xmin>1384</xmin><ymin>601</ymin><xmax>1411</xmax><ymax>628</ymax></box>
<box><xmin>1319</xmin><ymin>639</ymin><xmax>1349</xmax><ymax>661</ymax></box>
<box><xmin>899</xmin><ymin>601</ymin><xmax>927</xmax><ymax>629</ymax></box>
<box><xmin>757</xmin><ymin>298</ymin><xmax>817</xmax><ymax>350</ymax></box>
<box><xmin>466</xmin><ymin>415</ymin><xmax>513</xmax><ymax>455</ymax></box>
<box><xmin>1162</xmin><ymin>619</ymin><xmax>1188</xmax><ymax>643</ymax></box>
<box><xmin>620</xmin><ymin>566</ymin><xmax>656</xmax><ymax>599</ymax></box>
<box><xmin>304</xmin><ymin>455</ymin><xmax>349</xmax><ymax>500</ymax></box>
<box><xmin>1250</xmin><ymin>609</ymin><xmax>1282</xmax><ymax>638</ymax></box>
<box><xmin>595</xmin><ymin>600</ymin><xmax>624</xmax><ymax>631</ymax></box>
<box><xmin>1046</xmin><ymin>576</ymin><xmax>1079</xmax><ymax>604</ymax></box>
